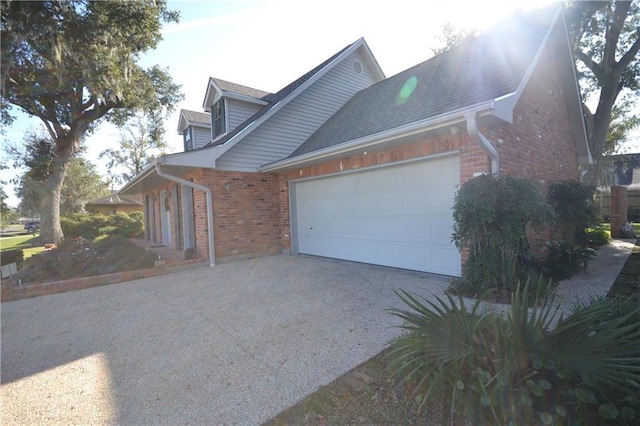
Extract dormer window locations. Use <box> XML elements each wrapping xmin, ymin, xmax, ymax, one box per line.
<box><xmin>184</xmin><ymin>127</ymin><xmax>193</xmax><ymax>151</ymax></box>
<box><xmin>212</xmin><ymin>99</ymin><xmax>226</xmax><ymax>139</ymax></box>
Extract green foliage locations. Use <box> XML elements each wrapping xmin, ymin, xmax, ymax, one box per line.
<box><xmin>546</xmin><ymin>180</ymin><xmax>599</xmax><ymax>244</ymax></box>
<box><xmin>1</xmin><ymin>0</ymin><xmax>183</xmax><ymax>242</ymax></box>
<box><xmin>452</xmin><ymin>175</ymin><xmax>553</xmax><ymax>294</ymax></box>
<box><xmin>565</xmin><ymin>0</ymin><xmax>640</xmax><ymax>183</ymax></box>
<box><xmin>585</xmin><ymin>226</ymin><xmax>611</xmax><ymax>247</ymax></box>
<box><xmin>544</xmin><ymin>240</ymin><xmax>597</xmax><ymax>280</ymax></box>
<box><xmin>387</xmin><ymin>285</ymin><xmax>640</xmax><ymax>425</ymax></box>
<box><xmin>0</xmin><ymin>248</ymin><xmax>23</xmax><ymax>267</ymax></box>
<box><xmin>61</xmin><ymin>212</ymin><xmax>143</xmax><ymax>240</ymax></box>
<box><xmin>99</xmin><ymin>115</ymin><xmax>168</xmax><ymax>186</ymax></box>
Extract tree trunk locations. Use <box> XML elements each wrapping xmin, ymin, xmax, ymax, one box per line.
<box><xmin>38</xmin><ymin>146</ymin><xmax>72</xmax><ymax>243</ymax></box>
<box><xmin>582</xmin><ymin>82</ymin><xmax>620</xmax><ymax>185</ymax></box>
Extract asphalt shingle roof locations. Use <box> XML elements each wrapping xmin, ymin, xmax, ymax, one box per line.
<box><xmin>290</xmin><ymin>7</ymin><xmax>555</xmax><ymax>158</ymax></box>
<box><xmin>212</xmin><ymin>77</ymin><xmax>273</xmax><ymax>101</ymax></box>
<box><xmin>181</xmin><ymin>110</ymin><xmax>210</xmax><ymax>126</ymax></box>
<box><xmin>206</xmin><ymin>41</ymin><xmax>356</xmax><ymax>148</ymax></box>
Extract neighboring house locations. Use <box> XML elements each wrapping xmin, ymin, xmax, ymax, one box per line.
<box><xmin>120</xmin><ymin>6</ymin><xmax>591</xmax><ymax>277</ymax></box>
<box><xmin>85</xmin><ymin>194</ymin><xmax>143</xmax><ymax>215</ymax></box>
<box><xmin>596</xmin><ymin>153</ymin><xmax>640</xmax><ymax>217</ymax></box>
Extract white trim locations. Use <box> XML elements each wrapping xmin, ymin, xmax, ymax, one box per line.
<box><xmin>260</xmin><ymin>101</ymin><xmax>495</xmax><ymax>172</ymax></box>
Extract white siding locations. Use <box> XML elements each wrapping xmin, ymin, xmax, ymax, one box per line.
<box><xmin>193</xmin><ymin>126</ymin><xmax>211</xmax><ymax>150</ymax></box>
<box><xmin>227</xmin><ymin>99</ymin><xmax>263</xmax><ymax>131</ymax></box>
<box><xmin>216</xmin><ymin>49</ymin><xmax>379</xmax><ymax>171</ymax></box>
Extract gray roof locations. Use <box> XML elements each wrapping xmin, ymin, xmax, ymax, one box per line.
<box><xmin>206</xmin><ymin>41</ymin><xmax>357</xmax><ymax>148</ymax></box>
<box><xmin>181</xmin><ymin>109</ymin><xmax>210</xmax><ymax>126</ymax></box>
<box><xmin>290</xmin><ymin>7</ymin><xmax>555</xmax><ymax>158</ymax></box>
<box><xmin>212</xmin><ymin>78</ymin><xmax>274</xmax><ymax>101</ymax></box>
<box><xmin>86</xmin><ymin>194</ymin><xmax>143</xmax><ymax>206</ymax></box>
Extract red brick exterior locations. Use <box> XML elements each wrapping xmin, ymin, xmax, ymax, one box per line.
<box><xmin>486</xmin><ymin>46</ymin><xmax>579</xmax><ymax>184</ymax></box>
<box><xmin>145</xmin><ymin>169</ymin><xmax>281</xmax><ymax>263</ymax></box>
<box><xmin>138</xmin><ymin>41</ymin><xmax>582</xmax><ymax>270</ymax></box>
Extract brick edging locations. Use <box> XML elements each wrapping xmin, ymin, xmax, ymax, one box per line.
<box><xmin>1</xmin><ymin>260</ymin><xmax>200</xmax><ymax>302</ymax></box>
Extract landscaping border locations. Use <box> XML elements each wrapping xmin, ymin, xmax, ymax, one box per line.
<box><xmin>0</xmin><ymin>259</ymin><xmax>204</xmax><ymax>302</ymax></box>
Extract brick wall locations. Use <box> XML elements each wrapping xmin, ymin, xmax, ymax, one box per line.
<box><xmin>485</xmin><ymin>46</ymin><xmax>579</xmax><ymax>184</ymax></box>
<box><xmin>190</xmin><ymin>169</ymin><xmax>282</xmax><ymax>262</ymax></box>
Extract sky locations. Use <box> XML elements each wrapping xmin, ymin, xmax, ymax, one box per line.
<box><xmin>0</xmin><ymin>0</ymin><xmax>579</xmax><ymax>208</ymax></box>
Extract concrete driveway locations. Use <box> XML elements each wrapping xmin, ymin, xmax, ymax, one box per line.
<box><xmin>1</xmin><ymin>254</ymin><xmax>451</xmax><ymax>425</ymax></box>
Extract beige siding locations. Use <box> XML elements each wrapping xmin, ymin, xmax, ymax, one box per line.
<box><xmin>216</xmin><ymin>49</ymin><xmax>379</xmax><ymax>171</ymax></box>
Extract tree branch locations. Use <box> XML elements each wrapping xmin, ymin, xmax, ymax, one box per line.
<box><xmin>617</xmin><ymin>28</ymin><xmax>640</xmax><ymax>71</ymax></box>
<box><xmin>576</xmin><ymin>50</ymin><xmax>607</xmax><ymax>83</ymax></box>
<box><xmin>603</xmin><ymin>1</ymin><xmax>630</xmax><ymax>69</ymax></box>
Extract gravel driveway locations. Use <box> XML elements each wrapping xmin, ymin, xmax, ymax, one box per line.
<box><xmin>1</xmin><ymin>254</ymin><xmax>451</xmax><ymax>425</ymax></box>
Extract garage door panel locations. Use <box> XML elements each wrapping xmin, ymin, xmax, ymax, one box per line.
<box><xmin>294</xmin><ymin>156</ymin><xmax>461</xmax><ymax>276</ymax></box>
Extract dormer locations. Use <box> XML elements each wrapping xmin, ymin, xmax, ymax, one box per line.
<box><xmin>177</xmin><ymin>110</ymin><xmax>211</xmax><ymax>151</ymax></box>
<box><xmin>202</xmin><ymin>78</ymin><xmax>273</xmax><ymax>144</ymax></box>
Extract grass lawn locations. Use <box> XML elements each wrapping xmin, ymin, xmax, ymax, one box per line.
<box><xmin>598</xmin><ymin>222</ymin><xmax>640</xmax><ymax>235</ymax></box>
<box><xmin>0</xmin><ymin>234</ymin><xmax>45</xmax><ymax>259</ymax></box>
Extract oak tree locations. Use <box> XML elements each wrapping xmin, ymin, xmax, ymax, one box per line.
<box><xmin>1</xmin><ymin>0</ymin><xmax>183</xmax><ymax>242</ymax></box>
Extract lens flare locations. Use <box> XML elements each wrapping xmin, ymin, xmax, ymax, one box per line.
<box><xmin>395</xmin><ymin>76</ymin><xmax>418</xmax><ymax>105</ymax></box>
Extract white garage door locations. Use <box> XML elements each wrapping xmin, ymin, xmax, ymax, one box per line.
<box><xmin>293</xmin><ymin>155</ymin><xmax>461</xmax><ymax>276</ymax></box>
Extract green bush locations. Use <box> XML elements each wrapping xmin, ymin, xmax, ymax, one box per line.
<box><xmin>547</xmin><ymin>181</ymin><xmax>599</xmax><ymax>245</ymax></box>
<box><xmin>544</xmin><ymin>240</ymin><xmax>597</xmax><ymax>280</ymax></box>
<box><xmin>0</xmin><ymin>249</ymin><xmax>24</xmax><ymax>267</ymax></box>
<box><xmin>61</xmin><ymin>212</ymin><xmax>144</xmax><ymax>240</ymax></box>
<box><xmin>452</xmin><ymin>175</ymin><xmax>553</xmax><ymax>294</ymax></box>
<box><xmin>586</xmin><ymin>227</ymin><xmax>611</xmax><ymax>247</ymax></box>
<box><xmin>387</xmin><ymin>287</ymin><xmax>640</xmax><ymax>425</ymax></box>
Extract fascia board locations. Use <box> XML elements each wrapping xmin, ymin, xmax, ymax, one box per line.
<box><xmin>260</xmin><ymin>101</ymin><xmax>495</xmax><ymax>172</ymax></box>
<box><xmin>221</xmin><ymin>91</ymin><xmax>269</xmax><ymax>105</ymax></box>
<box><xmin>119</xmin><ymin>163</ymin><xmax>156</xmax><ymax>195</ymax></box>
<box><xmin>211</xmin><ymin>38</ymin><xmax>368</xmax><ymax>159</ymax></box>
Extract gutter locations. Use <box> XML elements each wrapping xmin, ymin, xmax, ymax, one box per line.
<box><xmin>154</xmin><ymin>160</ymin><xmax>216</xmax><ymax>267</ymax></box>
<box><xmin>465</xmin><ymin>112</ymin><xmax>499</xmax><ymax>175</ymax></box>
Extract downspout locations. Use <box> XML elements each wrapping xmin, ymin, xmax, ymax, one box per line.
<box><xmin>155</xmin><ymin>159</ymin><xmax>215</xmax><ymax>267</ymax></box>
<box><xmin>465</xmin><ymin>112</ymin><xmax>499</xmax><ymax>175</ymax></box>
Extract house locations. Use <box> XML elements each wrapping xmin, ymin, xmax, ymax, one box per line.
<box><xmin>120</xmin><ymin>5</ymin><xmax>591</xmax><ymax>277</ymax></box>
<box><xmin>85</xmin><ymin>194</ymin><xmax>143</xmax><ymax>215</ymax></box>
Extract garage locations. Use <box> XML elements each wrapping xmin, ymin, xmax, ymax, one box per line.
<box><xmin>292</xmin><ymin>154</ymin><xmax>461</xmax><ymax>276</ymax></box>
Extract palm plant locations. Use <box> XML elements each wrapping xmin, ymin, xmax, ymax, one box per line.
<box><xmin>387</xmin><ymin>286</ymin><xmax>640</xmax><ymax>425</ymax></box>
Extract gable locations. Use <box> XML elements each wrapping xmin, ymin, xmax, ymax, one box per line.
<box><xmin>202</xmin><ymin>78</ymin><xmax>272</xmax><ymax>112</ymax></box>
<box><xmin>289</xmin><ymin>8</ymin><xmax>554</xmax><ymax>158</ymax></box>
<box><xmin>260</xmin><ymin>5</ymin><xmax>589</xmax><ymax>173</ymax></box>
<box><xmin>215</xmin><ymin>46</ymin><xmax>383</xmax><ymax>171</ymax></box>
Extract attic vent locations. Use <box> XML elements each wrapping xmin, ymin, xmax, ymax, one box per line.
<box><xmin>353</xmin><ymin>59</ymin><xmax>363</xmax><ymax>74</ymax></box>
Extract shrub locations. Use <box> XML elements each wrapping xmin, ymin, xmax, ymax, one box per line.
<box><xmin>543</xmin><ymin>240</ymin><xmax>597</xmax><ymax>280</ymax></box>
<box><xmin>61</xmin><ymin>212</ymin><xmax>144</xmax><ymax>240</ymax></box>
<box><xmin>452</xmin><ymin>175</ymin><xmax>553</xmax><ymax>294</ymax></box>
<box><xmin>387</xmin><ymin>286</ymin><xmax>640</xmax><ymax>425</ymax></box>
<box><xmin>586</xmin><ymin>227</ymin><xmax>611</xmax><ymax>247</ymax></box>
<box><xmin>547</xmin><ymin>181</ymin><xmax>599</xmax><ymax>245</ymax></box>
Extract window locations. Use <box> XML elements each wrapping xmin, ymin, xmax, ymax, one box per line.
<box><xmin>183</xmin><ymin>127</ymin><xmax>193</xmax><ymax>151</ymax></box>
<box><xmin>212</xmin><ymin>99</ymin><xmax>226</xmax><ymax>139</ymax></box>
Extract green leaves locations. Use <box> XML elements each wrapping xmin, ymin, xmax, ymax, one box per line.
<box><xmin>388</xmin><ymin>285</ymin><xmax>640</xmax><ymax>425</ymax></box>
<box><xmin>452</xmin><ymin>175</ymin><xmax>553</xmax><ymax>293</ymax></box>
